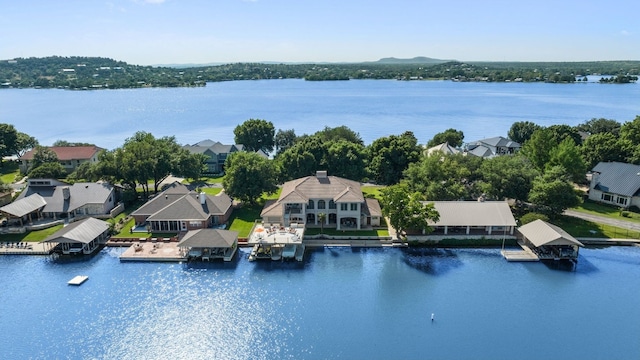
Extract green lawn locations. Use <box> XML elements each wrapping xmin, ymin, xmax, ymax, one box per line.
<box><xmin>0</xmin><ymin>162</ymin><xmax>20</xmax><ymax>184</ymax></box>
<box><xmin>361</xmin><ymin>185</ymin><xmax>385</xmax><ymax>201</ymax></box>
<box><xmin>200</xmin><ymin>187</ymin><xmax>222</xmax><ymax>196</ymax></box>
<box><xmin>571</xmin><ymin>200</ymin><xmax>640</xmax><ymax>223</ymax></box>
<box><xmin>2</xmin><ymin>224</ymin><xmax>64</xmax><ymax>242</ymax></box>
<box><xmin>552</xmin><ymin>215</ymin><xmax>640</xmax><ymax>239</ymax></box>
<box><xmin>228</xmin><ymin>204</ymin><xmax>262</xmax><ymax>238</ymax></box>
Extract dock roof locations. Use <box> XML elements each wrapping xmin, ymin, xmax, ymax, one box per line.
<box><xmin>177</xmin><ymin>229</ymin><xmax>238</xmax><ymax>248</ymax></box>
<box><xmin>425</xmin><ymin>201</ymin><xmax>517</xmax><ymax>227</ymax></box>
<box><xmin>42</xmin><ymin>217</ymin><xmax>110</xmax><ymax>244</ymax></box>
<box><xmin>518</xmin><ymin>219</ymin><xmax>583</xmax><ymax>247</ymax></box>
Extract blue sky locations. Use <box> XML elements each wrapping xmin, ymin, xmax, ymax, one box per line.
<box><xmin>1</xmin><ymin>0</ymin><xmax>639</xmax><ymax>65</ymax></box>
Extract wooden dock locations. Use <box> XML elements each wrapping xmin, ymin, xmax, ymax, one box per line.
<box><xmin>501</xmin><ymin>244</ymin><xmax>539</xmax><ymax>262</ymax></box>
<box><xmin>119</xmin><ymin>242</ymin><xmax>186</xmax><ymax>262</ymax></box>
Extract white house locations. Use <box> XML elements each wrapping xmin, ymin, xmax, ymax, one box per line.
<box><xmin>589</xmin><ymin>161</ymin><xmax>640</xmax><ymax>209</ymax></box>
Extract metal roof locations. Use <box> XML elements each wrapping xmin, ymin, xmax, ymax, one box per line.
<box><xmin>518</xmin><ymin>219</ymin><xmax>583</xmax><ymax>247</ymax></box>
<box><xmin>177</xmin><ymin>229</ymin><xmax>238</xmax><ymax>248</ymax></box>
<box><xmin>425</xmin><ymin>201</ymin><xmax>517</xmax><ymax>227</ymax></box>
<box><xmin>0</xmin><ymin>193</ymin><xmax>47</xmax><ymax>217</ymax></box>
<box><xmin>592</xmin><ymin>161</ymin><xmax>640</xmax><ymax>197</ymax></box>
<box><xmin>42</xmin><ymin>217</ymin><xmax>110</xmax><ymax>244</ymax></box>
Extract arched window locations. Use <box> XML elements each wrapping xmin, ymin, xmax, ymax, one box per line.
<box><xmin>317</xmin><ymin>200</ymin><xmax>326</xmax><ymax>209</ymax></box>
<box><xmin>307</xmin><ymin>199</ymin><xmax>315</xmax><ymax>209</ymax></box>
<box><xmin>329</xmin><ymin>200</ymin><xmax>336</xmax><ymax>209</ymax></box>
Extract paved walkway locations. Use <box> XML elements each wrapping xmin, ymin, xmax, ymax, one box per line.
<box><xmin>563</xmin><ymin>210</ymin><xmax>640</xmax><ymax>231</ymax></box>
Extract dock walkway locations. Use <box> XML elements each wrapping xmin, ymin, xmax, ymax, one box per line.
<box><xmin>501</xmin><ymin>244</ymin><xmax>539</xmax><ymax>262</ymax></box>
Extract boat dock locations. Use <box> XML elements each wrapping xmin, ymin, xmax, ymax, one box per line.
<box><xmin>0</xmin><ymin>242</ymin><xmax>52</xmax><ymax>255</ymax></box>
<box><xmin>501</xmin><ymin>244</ymin><xmax>539</xmax><ymax>262</ymax></box>
<box><xmin>119</xmin><ymin>242</ymin><xmax>186</xmax><ymax>262</ymax></box>
<box><xmin>68</xmin><ymin>275</ymin><xmax>89</xmax><ymax>285</ymax></box>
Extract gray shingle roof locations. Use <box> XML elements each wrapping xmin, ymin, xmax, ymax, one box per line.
<box><xmin>16</xmin><ymin>182</ymin><xmax>114</xmax><ymax>214</ymax></box>
<box><xmin>518</xmin><ymin>219</ymin><xmax>583</xmax><ymax>247</ymax></box>
<box><xmin>592</xmin><ymin>161</ymin><xmax>640</xmax><ymax>197</ymax></box>
<box><xmin>0</xmin><ymin>193</ymin><xmax>47</xmax><ymax>217</ymax></box>
<box><xmin>177</xmin><ymin>229</ymin><xmax>238</xmax><ymax>248</ymax></box>
<box><xmin>424</xmin><ymin>201</ymin><xmax>517</xmax><ymax>227</ymax></box>
<box><xmin>146</xmin><ymin>193</ymin><xmax>231</xmax><ymax>221</ymax></box>
<box><xmin>42</xmin><ymin>217</ymin><xmax>110</xmax><ymax>244</ymax></box>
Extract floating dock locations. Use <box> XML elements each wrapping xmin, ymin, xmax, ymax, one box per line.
<box><xmin>501</xmin><ymin>244</ymin><xmax>539</xmax><ymax>262</ymax></box>
<box><xmin>68</xmin><ymin>275</ymin><xmax>89</xmax><ymax>286</ymax></box>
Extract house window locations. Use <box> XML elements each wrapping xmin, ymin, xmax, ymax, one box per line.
<box><xmin>329</xmin><ymin>200</ymin><xmax>336</xmax><ymax>209</ymax></box>
<box><xmin>601</xmin><ymin>193</ymin><xmax>613</xmax><ymax>202</ymax></box>
<box><xmin>189</xmin><ymin>221</ymin><xmax>201</xmax><ymax>227</ymax></box>
<box><xmin>307</xmin><ymin>200</ymin><xmax>314</xmax><ymax>209</ymax></box>
<box><xmin>340</xmin><ymin>203</ymin><xmax>348</xmax><ymax>211</ymax></box>
<box><xmin>350</xmin><ymin>203</ymin><xmax>358</xmax><ymax>211</ymax></box>
<box><xmin>317</xmin><ymin>200</ymin><xmax>326</xmax><ymax>209</ymax></box>
<box><xmin>617</xmin><ymin>197</ymin><xmax>628</xmax><ymax>206</ymax></box>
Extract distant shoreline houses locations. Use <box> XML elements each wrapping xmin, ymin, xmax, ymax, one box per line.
<box><xmin>183</xmin><ymin>139</ymin><xmax>268</xmax><ymax>175</ymax></box>
<box><xmin>425</xmin><ymin>136</ymin><xmax>521</xmax><ymax>158</ymax></box>
<box><xmin>19</xmin><ymin>145</ymin><xmax>103</xmax><ymax>174</ymax></box>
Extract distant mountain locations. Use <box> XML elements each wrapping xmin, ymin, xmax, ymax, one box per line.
<box><xmin>372</xmin><ymin>56</ymin><xmax>453</xmax><ymax>64</ymax></box>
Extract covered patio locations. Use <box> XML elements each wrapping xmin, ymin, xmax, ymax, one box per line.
<box><xmin>0</xmin><ymin>193</ymin><xmax>46</xmax><ymax>226</ymax></box>
<box><xmin>518</xmin><ymin>219</ymin><xmax>583</xmax><ymax>261</ymax></box>
<box><xmin>424</xmin><ymin>201</ymin><xmax>517</xmax><ymax>237</ymax></box>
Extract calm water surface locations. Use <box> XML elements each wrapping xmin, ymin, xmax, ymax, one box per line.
<box><xmin>1</xmin><ymin>247</ymin><xmax>639</xmax><ymax>359</ymax></box>
<box><xmin>1</xmin><ymin>79</ymin><xmax>639</xmax><ymax>149</ymax></box>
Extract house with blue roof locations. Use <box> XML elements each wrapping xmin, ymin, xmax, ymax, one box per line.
<box><xmin>588</xmin><ymin>161</ymin><xmax>640</xmax><ymax>209</ymax></box>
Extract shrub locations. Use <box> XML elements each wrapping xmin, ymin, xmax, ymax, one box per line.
<box><xmin>628</xmin><ymin>205</ymin><xmax>640</xmax><ymax>213</ymax></box>
<box><xmin>519</xmin><ymin>212</ymin><xmax>549</xmax><ymax>225</ymax></box>
<box><xmin>621</xmin><ymin>211</ymin><xmax>631</xmax><ymax>218</ymax></box>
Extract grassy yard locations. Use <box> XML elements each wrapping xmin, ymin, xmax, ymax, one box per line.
<box><xmin>228</xmin><ymin>204</ymin><xmax>262</xmax><ymax>238</ymax></box>
<box><xmin>2</xmin><ymin>224</ymin><xmax>64</xmax><ymax>242</ymax></box>
<box><xmin>571</xmin><ymin>200</ymin><xmax>640</xmax><ymax>223</ymax></box>
<box><xmin>0</xmin><ymin>161</ymin><xmax>20</xmax><ymax>184</ymax></box>
<box><xmin>200</xmin><ymin>187</ymin><xmax>222</xmax><ymax>196</ymax></box>
<box><xmin>361</xmin><ymin>185</ymin><xmax>385</xmax><ymax>201</ymax></box>
<box><xmin>553</xmin><ymin>215</ymin><xmax>640</xmax><ymax>239</ymax></box>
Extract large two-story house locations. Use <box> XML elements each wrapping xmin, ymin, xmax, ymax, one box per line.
<box><xmin>261</xmin><ymin>171</ymin><xmax>381</xmax><ymax>230</ymax></box>
<box><xmin>19</xmin><ymin>145</ymin><xmax>103</xmax><ymax>174</ymax></box>
<box><xmin>465</xmin><ymin>136</ymin><xmax>521</xmax><ymax>158</ymax></box>
<box><xmin>183</xmin><ymin>140</ymin><xmax>243</xmax><ymax>175</ymax></box>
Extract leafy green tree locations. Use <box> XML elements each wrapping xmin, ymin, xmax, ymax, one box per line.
<box><xmin>477</xmin><ymin>155</ymin><xmax>538</xmax><ymax>201</ymax></box>
<box><xmin>234</xmin><ymin>118</ymin><xmax>275</xmax><ymax>153</ymax></box>
<box><xmin>508</xmin><ymin>121</ymin><xmax>542</xmax><ymax>144</ymax></box>
<box><xmin>314</xmin><ymin>125</ymin><xmax>363</xmax><ymax>146</ymax></box>
<box><xmin>0</xmin><ymin>123</ymin><xmax>19</xmax><ymax>162</ymax></box>
<box><xmin>580</xmin><ymin>132</ymin><xmax>628</xmax><ymax>169</ymax></box>
<box><xmin>28</xmin><ymin>162</ymin><xmax>66</xmax><ymax>179</ymax></box>
<box><xmin>276</xmin><ymin>136</ymin><xmax>327</xmax><ymax>181</ymax></box>
<box><xmin>326</xmin><ymin>140</ymin><xmax>366</xmax><ymax>181</ymax></box>
<box><xmin>367</xmin><ymin>131</ymin><xmax>421</xmax><ymax>185</ymax></box>
<box><xmin>547</xmin><ymin>124</ymin><xmax>583</xmax><ymax>145</ymax></box>
<box><xmin>404</xmin><ymin>152</ymin><xmax>481</xmax><ymax>200</ymax></box>
<box><xmin>223</xmin><ymin>151</ymin><xmax>277</xmax><ymax>205</ymax></box>
<box><xmin>379</xmin><ymin>184</ymin><xmax>440</xmax><ymax>238</ymax></box>
<box><xmin>575</xmin><ymin>118</ymin><xmax>621</xmax><ymax>136</ymax></box>
<box><xmin>274</xmin><ymin>129</ymin><xmax>297</xmax><ymax>156</ymax></box>
<box><xmin>528</xmin><ymin>166</ymin><xmax>582</xmax><ymax>218</ymax></box>
<box><xmin>14</xmin><ymin>132</ymin><xmax>38</xmax><ymax>157</ymax></box>
<box><xmin>426</xmin><ymin>128</ymin><xmax>464</xmax><ymax>147</ymax></box>
<box><xmin>521</xmin><ymin>128</ymin><xmax>554</xmax><ymax>171</ymax></box>
<box><xmin>52</xmin><ymin>140</ymin><xmax>95</xmax><ymax>147</ymax></box>
<box><xmin>68</xmin><ymin>162</ymin><xmax>97</xmax><ymax>181</ymax></box>
<box><xmin>620</xmin><ymin>116</ymin><xmax>640</xmax><ymax>164</ymax></box>
<box><xmin>31</xmin><ymin>146</ymin><xmax>59</xmax><ymax>170</ymax></box>
<box><xmin>318</xmin><ymin>212</ymin><xmax>327</xmax><ymax>234</ymax></box>
<box><xmin>519</xmin><ymin>212</ymin><xmax>549</xmax><ymax>225</ymax></box>
<box><xmin>175</xmin><ymin>151</ymin><xmax>207</xmax><ymax>181</ymax></box>
<box><xmin>547</xmin><ymin>137</ymin><xmax>587</xmax><ymax>183</ymax></box>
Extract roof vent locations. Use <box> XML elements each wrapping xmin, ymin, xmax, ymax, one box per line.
<box><xmin>62</xmin><ymin>186</ymin><xmax>70</xmax><ymax>200</ymax></box>
<box><xmin>200</xmin><ymin>192</ymin><xmax>206</xmax><ymax>205</ymax></box>
<box><xmin>316</xmin><ymin>170</ymin><xmax>328</xmax><ymax>179</ymax></box>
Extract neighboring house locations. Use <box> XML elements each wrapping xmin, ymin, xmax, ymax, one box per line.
<box><xmin>420</xmin><ymin>200</ymin><xmax>517</xmax><ymax>236</ymax></box>
<box><xmin>425</xmin><ymin>142</ymin><xmax>460</xmax><ymax>156</ymax></box>
<box><xmin>0</xmin><ymin>191</ymin><xmax>11</xmax><ymax>207</ymax></box>
<box><xmin>261</xmin><ymin>171</ymin><xmax>382</xmax><ymax>230</ymax></box>
<box><xmin>588</xmin><ymin>161</ymin><xmax>640</xmax><ymax>209</ymax></box>
<box><xmin>41</xmin><ymin>217</ymin><xmax>111</xmax><ymax>255</ymax></box>
<box><xmin>1</xmin><ymin>179</ymin><xmax>117</xmax><ymax>224</ymax></box>
<box><xmin>19</xmin><ymin>145</ymin><xmax>103</xmax><ymax>174</ymax></box>
<box><xmin>183</xmin><ymin>139</ymin><xmax>268</xmax><ymax>175</ymax></box>
<box><xmin>131</xmin><ymin>182</ymin><xmax>233</xmax><ymax>232</ymax></box>
<box><xmin>465</xmin><ymin>136</ymin><xmax>521</xmax><ymax>158</ymax></box>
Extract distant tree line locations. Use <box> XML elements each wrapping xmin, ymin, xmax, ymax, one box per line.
<box><xmin>1</xmin><ymin>56</ymin><xmax>638</xmax><ymax>90</ymax></box>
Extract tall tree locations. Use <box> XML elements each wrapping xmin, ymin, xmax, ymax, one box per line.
<box><xmin>379</xmin><ymin>184</ymin><xmax>440</xmax><ymax>239</ymax></box>
<box><xmin>367</xmin><ymin>131</ymin><xmax>421</xmax><ymax>185</ymax></box>
<box><xmin>521</xmin><ymin>128</ymin><xmax>554</xmax><ymax>171</ymax></box>
<box><xmin>274</xmin><ymin>129</ymin><xmax>297</xmax><ymax>156</ymax></box>
<box><xmin>426</xmin><ymin>128</ymin><xmax>464</xmax><ymax>147</ymax></box>
<box><xmin>223</xmin><ymin>151</ymin><xmax>277</xmax><ymax>205</ymax></box>
<box><xmin>326</xmin><ymin>140</ymin><xmax>366</xmax><ymax>181</ymax></box>
<box><xmin>620</xmin><ymin>115</ymin><xmax>640</xmax><ymax>164</ymax></box>
<box><xmin>233</xmin><ymin>118</ymin><xmax>275</xmax><ymax>153</ymax></box>
<box><xmin>28</xmin><ymin>162</ymin><xmax>66</xmax><ymax>179</ymax></box>
<box><xmin>14</xmin><ymin>132</ymin><xmax>38</xmax><ymax>157</ymax></box>
<box><xmin>30</xmin><ymin>145</ymin><xmax>58</xmax><ymax>170</ymax></box>
<box><xmin>547</xmin><ymin>137</ymin><xmax>587</xmax><ymax>183</ymax></box>
<box><xmin>0</xmin><ymin>123</ymin><xmax>19</xmax><ymax>162</ymax></box>
<box><xmin>477</xmin><ymin>155</ymin><xmax>538</xmax><ymax>202</ymax></box>
<box><xmin>404</xmin><ymin>152</ymin><xmax>481</xmax><ymax>200</ymax></box>
<box><xmin>314</xmin><ymin>125</ymin><xmax>363</xmax><ymax>145</ymax></box>
<box><xmin>276</xmin><ymin>136</ymin><xmax>327</xmax><ymax>181</ymax></box>
<box><xmin>575</xmin><ymin>118</ymin><xmax>621</xmax><ymax>136</ymax></box>
<box><xmin>528</xmin><ymin>166</ymin><xmax>582</xmax><ymax>218</ymax></box>
<box><xmin>547</xmin><ymin>124</ymin><xmax>583</xmax><ymax>145</ymax></box>
<box><xmin>508</xmin><ymin>121</ymin><xmax>542</xmax><ymax>145</ymax></box>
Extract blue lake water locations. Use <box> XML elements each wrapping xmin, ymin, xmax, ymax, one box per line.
<box><xmin>1</xmin><ymin>79</ymin><xmax>639</xmax><ymax>149</ymax></box>
<box><xmin>1</xmin><ymin>246</ymin><xmax>639</xmax><ymax>359</ymax></box>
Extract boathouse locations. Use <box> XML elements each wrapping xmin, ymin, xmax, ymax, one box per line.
<box><xmin>41</xmin><ymin>217</ymin><xmax>110</xmax><ymax>255</ymax></box>
<box><xmin>176</xmin><ymin>229</ymin><xmax>238</xmax><ymax>261</ymax></box>
<box><xmin>421</xmin><ymin>201</ymin><xmax>517</xmax><ymax>237</ymax></box>
<box><xmin>517</xmin><ymin>220</ymin><xmax>583</xmax><ymax>261</ymax></box>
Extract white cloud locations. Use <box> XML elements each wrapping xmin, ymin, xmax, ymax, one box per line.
<box><xmin>620</xmin><ymin>30</ymin><xmax>631</xmax><ymax>36</ymax></box>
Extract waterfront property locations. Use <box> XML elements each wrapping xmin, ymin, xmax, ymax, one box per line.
<box><xmin>417</xmin><ymin>200</ymin><xmax>517</xmax><ymax>239</ymax></box>
<box><xmin>183</xmin><ymin>139</ymin><xmax>268</xmax><ymax>175</ymax></box>
<box><xmin>588</xmin><ymin>161</ymin><xmax>640</xmax><ymax>209</ymax></box>
<box><xmin>260</xmin><ymin>171</ymin><xmax>382</xmax><ymax>230</ymax></box>
<box><xmin>248</xmin><ymin>223</ymin><xmax>305</xmax><ymax>261</ymax></box>
<box><xmin>130</xmin><ymin>182</ymin><xmax>232</xmax><ymax>232</ymax></box>
<box><xmin>41</xmin><ymin>217</ymin><xmax>110</xmax><ymax>255</ymax></box>
<box><xmin>18</xmin><ymin>145</ymin><xmax>103</xmax><ymax>174</ymax></box>
<box><xmin>177</xmin><ymin>229</ymin><xmax>238</xmax><ymax>261</ymax></box>
<box><xmin>424</xmin><ymin>142</ymin><xmax>461</xmax><ymax>156</ymax></box>
<box><xmin>465</xmin><ymin>136</ymin><xmax>521</xmax><ymax>157</ymax></box>
<box><xmin>518</xmin><ymin>219</ymin><xmax>583</xmax><ymax>261</ymax></box>
<box><xmin>1</xmin><ymin>179</ymin><xmax>118</xmax><ymax>225</ymax></box>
